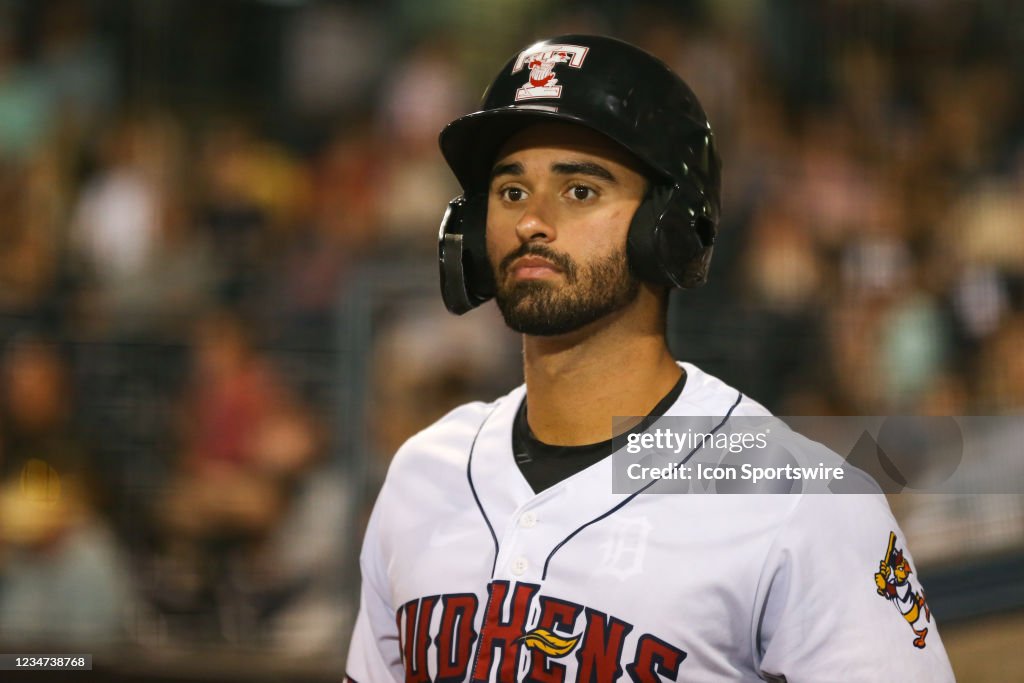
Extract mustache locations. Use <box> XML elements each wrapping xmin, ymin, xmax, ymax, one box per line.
<box><xmin>498</xmin><ymin>243</ymin><xmax>577</xmax><ymax>281</ymax></box>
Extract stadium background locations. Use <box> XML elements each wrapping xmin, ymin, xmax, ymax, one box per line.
<box><xmin>0</xmin><ymin>0</ymin><xmax>1022</xmax><ymax>680</ymax></box>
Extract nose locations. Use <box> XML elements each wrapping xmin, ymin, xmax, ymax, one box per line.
<box><xmin>514</xmin><ymin>198</ymin><xmax>557</xmax><ymax>244</ymax></box>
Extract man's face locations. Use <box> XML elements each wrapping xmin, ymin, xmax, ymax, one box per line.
<box><xmin>486</xmin><ymin>123</ymin><xmax>649</xmax><ymax>336</ymax></box>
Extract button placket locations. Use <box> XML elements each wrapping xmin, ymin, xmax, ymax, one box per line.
<box><xmin>511</xmin><ymin>557</ymin><xmax>529</xmax><ymax>575</ymax></box>
<box><xmin>519</xmin><ymin>511</ymin><xmax>538</xmax><ymax>528</ymax></box>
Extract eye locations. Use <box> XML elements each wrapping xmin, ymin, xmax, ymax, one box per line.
<box><xmin>499</xmin><ymin>186</ymin><xmax>527</xmax><ymax>202</ymax></box>
<box><xmin>568</xmin><ymin>184</ymin><xmax>596</xmax><ymax>201</ymax></box>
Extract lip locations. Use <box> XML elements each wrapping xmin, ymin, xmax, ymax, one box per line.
<box><xmin>510</xmin><ymin>256</ymin><xmax>562</xmax><ymax>279</ymax></box>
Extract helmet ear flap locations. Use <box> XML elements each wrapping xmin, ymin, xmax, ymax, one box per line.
<box><xmin>627</xmin><ymin>185</ymin><xmax>675</xmax><ymax>286</ymax></box>
<box><xmin>627</xmin><ymin>185</ymin><xmax>717</xmax><ymax>288</ymax></box>
<box><xmin>438</xmin><ymin>194</ymin><xmax>495</xmax><ymax>314</ymax></box>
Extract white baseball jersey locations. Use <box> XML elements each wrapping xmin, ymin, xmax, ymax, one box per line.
<box><xmin>346</xmin><ymin>362</ymin><xmax>955</xmax><ymax>683</ymax></box>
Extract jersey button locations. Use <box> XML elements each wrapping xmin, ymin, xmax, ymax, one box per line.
<box><xmin>511</xmin><ymin>557</ymin><xmax>528</xmax><ymax>576</ymax></box>
<box><xmin>519</xmin><ymin>512</ymin><xmax>538</xmax><ymax>528</ymax></box>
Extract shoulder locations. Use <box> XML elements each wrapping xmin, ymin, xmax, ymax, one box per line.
<box><xmin>759</xmin><ymin>431</ymin><xmax>896</xmax><ymax>557</ymax></box>
<box><xmin>673</xmin><ymin>361</ymin><xmax>772</xmax><ymax>417</ymax></box>
<box><xmin>385</xmin><ymin>384</ymin><xmax>525</xmax><ymax>483</ymax></box>
<box><xmin>366</xmin><ymin>386</ymin><xmax>522</xmax><ymax>541</ymax></box>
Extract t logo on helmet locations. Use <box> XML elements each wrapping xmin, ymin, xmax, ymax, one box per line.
<box><xmin>511</xmin><ymin>44</ymin><xmax>589</xmax><ymax>101</ymax></box>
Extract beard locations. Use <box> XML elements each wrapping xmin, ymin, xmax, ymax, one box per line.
<box><xmin>493</xmin><ymin>243</ymin><xmax>641</xmax><ymax>336</ymax></box>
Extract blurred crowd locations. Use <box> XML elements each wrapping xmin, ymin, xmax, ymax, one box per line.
<box><xmin>0</xmin><ymin>0</ymin><xmax>1022</xmax><ymax>665</ymax></box>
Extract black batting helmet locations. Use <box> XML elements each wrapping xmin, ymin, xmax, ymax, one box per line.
<box><xmin>437</xmin><ymin>34</ymin><xmax>720</xmax><ymax>314</ymax></box>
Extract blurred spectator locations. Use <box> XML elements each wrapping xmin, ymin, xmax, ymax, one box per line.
<box><xmin>196</xmin><ymin>121</ymin><xmax>309</xmax><ymax>313</ymax></box>
<box><xmin>741</xmin><ymin>198</ymin><xmax>823</xmax><ymax>314</ymax></box>
<box><xmin>376</xmin><ymin>38</ymin><xmax>466</xmax><ymax>246</ymax></box>
<box><xmin>0</xmin><ymin>464</ymin><xmax>132</xmax><ymax>646</ymax></box>
<box><xmin>0</xmin><ymin>336</ymin><xmax>94</xmax><ymax>489</ymax></box>
<box><xmin>976</xmin><ymin>315</ymin><xmax>1024</xmax><ymax>413</ymax></box>
<box><xmin>370</xmin><ymin>304</ymin><xmax>518</xmax><ymax>470</ymax></box>
<box><xmin>35</xmin><ymin>0</ymin><xmax>117</xmax><ymax>138</ymax></box>
<box><xmin>0</xmin><ymin>335</ymin><xmax>131</xmax><ymax>646</ymax></box>
<box><xmin>176</xmin><ymin>312</ymin><xmax>287</xmax><ymax>472</ymax></box>
<box><xmin>0</xmin><ymin>155</ymin><xmax>62</xmax><ymax>325</ymax></box>
<box><xmin>148</xmin><ymin>311</ymin><xmax>348</xmax><ymax>651</ymax></box>
<box><xmin>878</xmin><ymin>289</ymin><xmax>949</xmax><ymax>410</ymax></box>
<box><xmin>942</xmin><ymin>167</ymin><xmax>1024</xmax><ymax>277</ymax></box>
<box><xmin>267</xmin><ymin>122</ymin><xmax>383</xmax><ymax>339</ymax></box>
<box><xmin>0</xmin><ymin>20</ymin><xmax>54</xmax><ymax>162</ymax></box>
<box><xmin>281</xmin><ymin>1</ymin><xmax>387</xmax><ymax>125</ymax></box>
<box><xmin>69</xmin><ymin>110</ymin><xmax>191</xmax><ymax>333</ymax></box>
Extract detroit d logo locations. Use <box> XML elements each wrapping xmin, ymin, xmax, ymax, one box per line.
<box><xmin>594</xmin><ymin>516</ymin><xmax>652</xmax><ymax>580</ymax></box>
<box><xmin>511</xmin><ymin>44</ymin><xmax>589</xmax><ymax>101</ymax></box>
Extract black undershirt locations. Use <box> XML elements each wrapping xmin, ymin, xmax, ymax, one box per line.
<box><xmin>513</xmin><ymin>369</ymin><xmax>688</xmax><ymax>493</ymax></box>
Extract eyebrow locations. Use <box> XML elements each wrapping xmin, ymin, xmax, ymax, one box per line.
<box><xmin>489</xmin><ymin>159</ymin><xmax>618</xmax><ymax>183</ymax></box>
<box><xmin>551</xmin><ymin>161</ymin><xmax>617</xmax><ymax>182</ymax></box>
<box><xmin>490</xmin><ymin>161</ymin><xmax>523</xmax><ymax>180</ymax></box>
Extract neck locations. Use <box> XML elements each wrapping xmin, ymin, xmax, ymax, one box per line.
<box><xmin>522</xmin><ymin>286</ymin><xmax>682</xmax><ymax>445</ymax></box>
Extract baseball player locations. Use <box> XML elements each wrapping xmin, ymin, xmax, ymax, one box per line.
<box><xmin>346</xmin><ymin>35</ymin><xmax>955</xmax><ymax>682</ymax></box>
